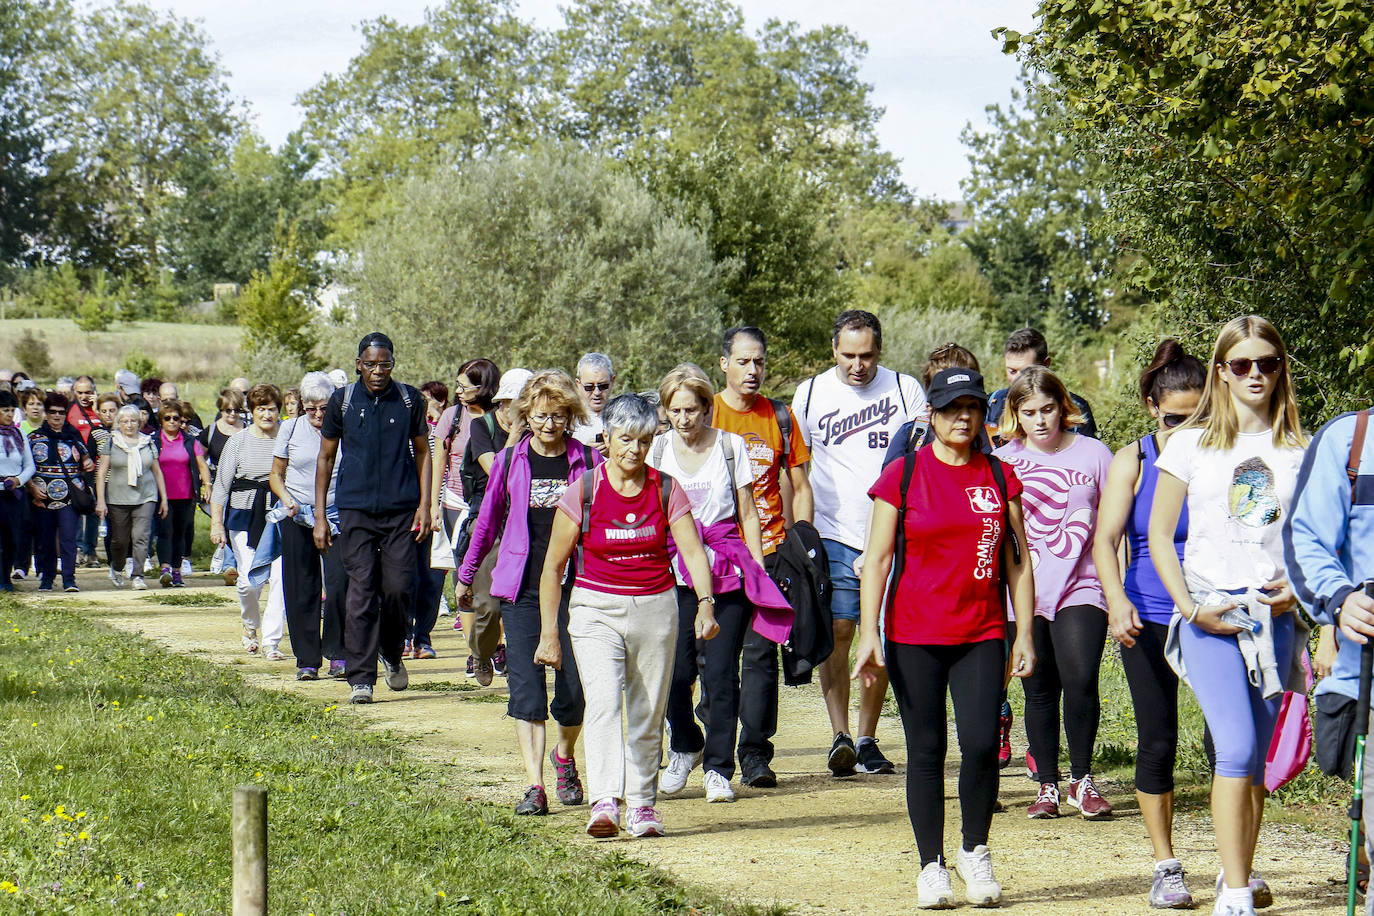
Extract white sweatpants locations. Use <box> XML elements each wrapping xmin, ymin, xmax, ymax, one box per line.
<box><xmin>567</xmin><ymin>586</ymin><xmax>678</xmax><ymax>808</ymax></box>
<box><xmin>230</xmin><ymin>529</ymin><xmax>285</xmax><ymax>648</ymax></box>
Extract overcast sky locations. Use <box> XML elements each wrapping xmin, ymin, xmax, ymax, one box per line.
<box><xmin>144</xmin><ymin>0</ymin><xmax>1036</xmax><ymax>201</ymax></box>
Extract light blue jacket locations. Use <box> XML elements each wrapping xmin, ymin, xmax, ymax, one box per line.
<box><xmin>1284</xmin><ymin>409</ymin><xmax>1374</xmax><ymax>699</ymax></box>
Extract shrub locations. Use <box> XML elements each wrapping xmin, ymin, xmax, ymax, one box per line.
<box><xmin>13</xmin><ymin>329</ymin><xmax>52</xmax><ymax>378</ymax></box>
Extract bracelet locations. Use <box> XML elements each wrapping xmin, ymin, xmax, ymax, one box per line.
<box><xmin>697</xmin><ymin>596</ymin><xmax>715</xmax><ymax>606</ymax></box>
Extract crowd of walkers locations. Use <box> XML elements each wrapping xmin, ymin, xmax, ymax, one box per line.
<box><xmin>4</xmin><ymin>309</ymin><xmax>1370</xmax><ymax>916</ymax></box>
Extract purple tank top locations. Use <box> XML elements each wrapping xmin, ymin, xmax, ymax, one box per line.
<box><xmin>1123</xmin><ymin>434</ymin><xmax>1188</xmax><ymax>624</ymax></box>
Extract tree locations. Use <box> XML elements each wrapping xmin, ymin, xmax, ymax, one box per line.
<box><xmin>0</xmin><ymin>0</ymin><xmax>50</xmax><ymax>275</ymax></box>
<box><xmin>237</xmin><ymin>221</ymin><xmax>321</xmax><ymax>373</ymax></box>
<box><xmin>36</xmin><ymin>1</ymin><xmax>242</xmax><ymax>280</ymax></box>
<box><xmin>73</xmin><ymin>272</ymin><xmax>116</xmax><ymax>333</ymax></box>
<box><xmin>346</xmin><ymin>147</ymin><xmax>724</xmax><ymax>389</ymax></box>
<box><xmin>1007</xmin><ymin>0</ymin><xmax>1374</xmax><ymax>420</ymax></box>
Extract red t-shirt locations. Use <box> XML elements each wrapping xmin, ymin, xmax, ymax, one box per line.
<box><xmin>868</xmin><ymin>447</ymin><xmax>1022</xmax><ymax>645</ymax></box>
<box><xmin>556</xmin><ymin>466</ymin><xmax>693</xmax><ymax>596</ymax></box>
<box><xmin>67</xmin><ymin>403</ymin><xmax>101</xmax><ymax>444</ymax></box>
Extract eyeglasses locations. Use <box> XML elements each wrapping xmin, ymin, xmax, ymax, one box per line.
<box><xmin>529</xmin><ymin>413</ymin><xmax>568</xmax><ymax>428</ymax></box>
<box><xmin>302</xmin><ymin>405</ymin><xmax>328</xmax><ymax>414</ymax></box>
<box><xmin>361</xmin><ymin>360</ymin><xmax>394</xmax><ymax>371</ymax></box>
<box><xmin>45</xmin><ymin>408</ymin><xmax>64</xmax><ymax>415</ymax></box>
<box><xmin>163</xmin><ymin>415</ymin><xmax>182</xmax><ymax>422</ymax></box>
<box><xmin>582</xmin><ymin>382</ymin><xmax>611</xmax><ymax>393</ymax></box>
<box><xmin>1160</xmin><ymin>413</ymin><xmax>1188</xmax><ymax>429</ymax></box>
<box><xmin>1222</xmin><ymin>356</ymin><xmax>1282</xmax><ymax>377</ymax></box>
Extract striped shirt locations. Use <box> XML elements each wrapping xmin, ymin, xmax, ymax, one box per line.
<box><xmin>211</xmin><ymin>428</ymin><xmax>278</xmax><ymax>512</ymax></box>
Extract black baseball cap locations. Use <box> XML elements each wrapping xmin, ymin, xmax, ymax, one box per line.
<box><xmin>927</xmin><ymin>367</ymin><xmax>988</xmax><ymax>409</ymax></box>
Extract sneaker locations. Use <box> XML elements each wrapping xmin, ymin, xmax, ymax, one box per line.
<box><xmin>1150</xmin><ymin>858</ymin><xmax>1193</xmax><ymax>909</ymax></box>
<box><xmin>143</xmin><ymin>558</ymin><xmax>154</xmax><ymax>573</ymax></box>
<box><xmin>465</xmin><ymin>655</ymin><xmax>477</xmax><ymax>678</ymax></box>
<box><xmin>626</xmin><ymin>805</ymin><xmax>664</xmax><ymax>838</ymax></box>
<box><xmin>242</xmin><ymin>625</ymin><xmax>259</xmax><ymax>655</ymax></box>
<box><xmin>38</xmin><ymin>581</ymin><xmax>53</xmax><ymax>592</ymax></box>
<box><xmin>63</xmin><ymin>582</ymin><xmax>79</xmax><ymax>593</ymax></box>
<box><xmin>473</xmin><ymin>657</ymin><xmax>494</xmax><ymax>687</ymax></box>
<box><xmin>1026</xmin><ymin>750</ymin><xmax>1040</xmax><ymax>782</ymax></box>
<box><xmin>130</xmin><ymin>576</ymin><xmax>147</xmax><ymax>591</ymax></box>
<box><xmin>1216</xmin><ymin>872</ymin><xmax>1270</xmax><ymax>910</ymax></box>
<box><xmin>123</xmin><ymin>559</ymin><xmax>134</xmax><ymax>578</ymax></box>
<box><xmin>828</xmin><ymin>732</ymin><xmax>858</xmax><ymax>776</ymax></box>
<box><xmin>159</xmin><ymin>565</ymin><xmax>173</xmax><ymax>587</ymax></box>
<box><xmin>85</xmin><ymin>555</ymin><xmax>103</xmax><ymax>569</ymax></box>
<box><xmin>403</xmin><ymin>638</ymin><xmax>413</xmax><ymax>658</ymax></box>
<box><xmin>704</xmin><ymin>770</ymin><xmax>735</xmax><ymax>803</ymax></box>
<box><xmin>453</xmin><ymin>616</ymin><xmax>463</xmax><ymax>630</ymax></box>
<box><xmin>514</xmin><ymin>785</ymin><xmax>548</xmax><ymax>816</ymax></box>
<box><xmin>1028</xmin><ymin>782</ymin><xmax>1060</xmax><ymax>819</ymax></box>
<box><xmin>180</xmin><ymin>559</ymin><xmax>192</xmax><ymax>577</ymax></box>
<box><xmin>327</xmin><ymin>659</ymin><xmax>347</xmax><ymax>678</ymax></box>
<box><xmin>492</xmin><ymin>643</ymin><xmax>507</xmax><ymax>676</ymax></box>
<box><xmin>11</xmin><ymin>568</ymin><xmax>24</xmax><ymax>580</ymax></box>
<box><xmin>740</xmin><ymin>757</ymin><xmax>777</xmax><ymax>789</ymax></box>
<box><xmin>1066</xmin><ymin>774</ymin><xmax>1113</xmax><ymax>819</ymax></box>
<box><xmin>438</xmin><ymin>595</ymin><xmax>451</xmax><ymax>617</ymax></box>
<box><xmin>549</xmin><ymin>751</ymin><xmax>585</xmax><ymax>805</ymax></box>
<box><xmin>223</xmin><ymin>567</ymin><xmax>238</xmax><ymax>587</ymax></box>
<box><xmin>856</xmin><ymin>738</ymin><xmax>895</xmax><ymax>774</ymax></box>
<box><xmin>998</xmin><ymin>702</ymin><xmax>1013</xmax><ymax>769</ymax></box>
<box><xmin>660</xmin><ymin>750</ymin><xmax>701</xmax><ymax>795</ymax></box>
<box><xmin>296</xmin><ymin>667</ymin><xmax>319</xmax><ymax>681</ymax></box>
<box><xmin>917</xmin><ymin>861</ymin><xmax>956</xmax><ymax>909</ymax></box>
<box><xmin>956</xmin><ymin>844</ymin><xmax>1002</xmax><ymax>906</ymax></box>
<box><xmin>171</xmin><ymin>570</ymin><xmax>184</xmax><ymax>587</ymax></box>
<box><xmin>586</xmin><ymin>799</ymin><xmax>620</xmax><ymax>838</ymax></box>
<box><xmin>349</xmin><ymin>683</ymin><xmax>373</xmax><ymax>704</ymax></box>
<box><xmin>74</xmin><ymin>550</ymin><xmax>87</xmax><ymax>568</ymax></box>
<box><xmin>414</xmin><ymin>645</ymin><xmax>437</xmax><ymax>660</ymax></box>
<box><xmin>265</xmin><ymin>646</ymin><xmax>286</xmax><ymax>661</ymax></box>
<box><xmin>382</xmin><ymin>657</ymin><xmax>409</xmax><ymax>691</ymax></box>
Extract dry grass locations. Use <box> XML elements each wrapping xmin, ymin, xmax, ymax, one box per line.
<box><xmin>0</xmin><ymin>319</ymin><xmax>242</xmax><ymax>398</ymax></box>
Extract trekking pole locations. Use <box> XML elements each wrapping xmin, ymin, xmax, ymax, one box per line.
<box><xmin>1349</xmin><ymin>581</ymin><xmax>1374</xmax><ymax>916</ymax></box>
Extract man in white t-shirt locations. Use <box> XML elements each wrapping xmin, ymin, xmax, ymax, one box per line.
<box><xmin>572</xmin><ymin>352</ymin><xmax>614</xmax><ymax>452</ymax></box>
<box><xmin>793</xmin><ymin>309</ymin><xmax>927</xmax><ymax>777</ymax></box>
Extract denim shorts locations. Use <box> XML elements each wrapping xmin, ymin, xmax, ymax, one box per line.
<box><xmin>823</xmin><ymin>538</ymin><xmax>862</xmax><ymax>622</ymax></box>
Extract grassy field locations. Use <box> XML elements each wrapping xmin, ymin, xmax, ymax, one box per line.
<box><xmin>0</xmin><ymin>595</ymin><xmax>779</xmax><ymax>915</ymax></box>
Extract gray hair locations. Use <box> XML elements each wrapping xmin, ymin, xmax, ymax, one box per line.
<box><xmin>636</xmin><ymin>389</ymin><xmax>661</xmax><ymax>407</ymax></box>
<box><xmin>299</xmin><ymin>371</ymin><xmax>337</xmax><ymax>404</ymax></box>
<box><xmin>115</xmin><ymin>404</ymin><xmax>141</xmax><ymax>423</ymax></box>
<box><xmin>602</xmin><ymin>393</ymin><xmax>659</xmax><ymax>440</ymax></box>
<box><xmin>576</xmin><ymin>352</ymin><xmax>614</xmax><ymax>379</ymax></box>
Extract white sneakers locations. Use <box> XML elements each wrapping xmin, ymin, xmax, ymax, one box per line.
<box><xmin>703</xmin><ymin>770</ymin><xmax>735</xmax><ymax>803</ymax></box>
<box><xmin>955</xmin><ymin>845</ymin><xmax>1003</xmax><ymax>906</ymax></box>
<box><xmin>918</xmin><ymin>848</ymin><xmax>1002</xmax><ymax>909</ymax></box>
<box><xmin>660</xmin><ymin>750</ymin><xmax>701</xmax><ymax>795</ymax></box>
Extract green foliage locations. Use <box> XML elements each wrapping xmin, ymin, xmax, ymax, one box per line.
<box><xmin>72</xmin><ymin>273</ymin><xmax>116</xmax><ymax>333</ymax></box>
<box><xmin>122</xmin><ymin>349</ymin><xmax>159</xmax><ymax>380</ymax></box>
<box><xmin>12</xmin><ymin>329</ymin><xmax>52</xmax><ymax>378</ymax></box>
<box><xmin>1009</xmin><ymin>0</ymin><xmax>1374</xmax><ymax>423</ymax></box>
<box><xmin>874</xmin><ymin>306</ymin><xmax>1004</xmax><ymax>382</ymax></box>
<box><xmin>236</xmin><ymin>221</ymin><xmax>320</xmax><ymax>373</ymax></box>
<box><xmin>347</xmin><ymin>147</ymin><xmax>724</xmax><ymax>389</ymax></box>
<box><xmin>0</xmin><ymin>0</ymin><xmax>50</xmax><ymax>273</ymax></box>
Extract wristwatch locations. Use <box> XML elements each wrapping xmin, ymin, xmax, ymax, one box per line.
<box><xmin>697</xmin><ymin>595</ymin><xmax>715</xmax><ymax>606</ymax></box>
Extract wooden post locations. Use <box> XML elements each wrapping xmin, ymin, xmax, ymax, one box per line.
<box><xmin>232</xmin><ymin>785</ymin><xmax>267</xmax><ymax>915</ymax></box>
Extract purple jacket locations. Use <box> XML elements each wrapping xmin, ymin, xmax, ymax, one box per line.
<box><xmin>674</xmin><ymin>517</ymin><xmax>794</xmax><ymax>644</ymax></box>
<box><xmin>457</xmin><ymin>433</ymin><xmax>601</xmax><ymax>602</ymax></box>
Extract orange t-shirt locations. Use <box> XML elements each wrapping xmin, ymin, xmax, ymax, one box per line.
<box><xmin>711</xmin><ymin>394</ymin><xmax>811</xmax><ymax>554</ymax></box>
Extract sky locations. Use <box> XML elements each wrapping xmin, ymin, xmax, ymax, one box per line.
<box><xmin>144</xmin><ymin>0</ymin><xmax>1036</xmax><ymax>201</ymax></box>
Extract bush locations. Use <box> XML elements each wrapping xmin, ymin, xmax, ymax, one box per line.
<box><xmin>874</xmin><ymin>306</ymin><xmax>1004</xmax><ymax>383</ymax></box>
<box><xmin>122</xmin><ymin>350</ymin><xmax>160</xmax><ymax>380</ymax></box>
<box><xmin>13</xmin><ymin>329</ymin><xmax>52</xmax><ymax>378</ymax></box>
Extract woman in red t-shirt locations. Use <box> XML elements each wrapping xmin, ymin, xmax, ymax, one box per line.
<box><xmin>535</xmin><ymin>393</ymin><xmax>719</xmax><ymax>842</ymax></box>
<box><xmin>852</xmin><ymin>368</ymin><xmax>1036</xmax><ymax>909</ymax></box>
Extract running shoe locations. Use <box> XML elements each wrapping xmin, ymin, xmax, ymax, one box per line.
<box><xmin>586</xmin><ymin>799</ymin><xmax>620</xmax><ymax>838</ymax></box>
<box><xmin>414</xmin><ymin>645</ymin><xmax>437</xmax><ymax>660</ymax></box>
<box><xmin>1216</xmin><ymin>872</ymin><xmax>1271</xmax><ymax>909</ymax></box>
<box><xmin>453</xmin><ymin>616</ymin><xmax>463</xmax><ymax>630</ymax></box>
<box><xmin>180</xmin><ymin>559</ymin><xmax>192</xmax><ymax>578</ymax></box>
<box><xmin>626</xmin><ymin>805</ymin><xmax>665</xmax><ymax>838</ymax></box>
<box><xmin>85</xmin><ymin>555</ymin><xmax>103</xmax><ymax>569</ymax></box>
<box><xmin>130</xmin><ymin>576</ymin><xmax>147</xmax><ymax>591</ymax></box>
<box><xmin>492</xmin><ymin>643</ymin><xmax>508</xmax><ymax>676</ymax></box>
<box><xmin>514</xmin><ymin>785</ymin><xmax>548</xmax><ymax>816</ymax></box>
<box><xmin>349</xmin><ymin>683</ymin><xmax>373</xmax><ymax>704</ymax></box>
<box><xmin>143</xmin><ymin>558</ymin><xmax>154</xmax><ymax>574</ymax></box>
<box><xmin>856</xmin><ymin>738</ymin><xmax>895</xmax><ymax>774</ymax></box>
<box><xmin>74</xmin><ymin>550</ymin><xmax>87</xmax><ymax>568</ymax></box>
<box><xmin>660</xmin><ymin>750</ymin><xmax>701</xmax><ymax>795</ymax></box>
<box><xmin>703</xmin><ymin>770</ymin><xmax>735</xmax><ymax>803</ymax></box>
<box><xmin>998</xmin><ymin>702</ymin><xmax>1013</xmax><ymax>769</ymax></box>
<box><xmin>464</xmin><ymin>655</ymin><xmax>477</xmax><ymax>678</ymax></box>
<box><xmin>327</xmin><ymin>659</ymin><xmax>347</xmax><ymax>678</ymax></box>
<box><xmin>549</xmin><ymin>750</ymin><xmax>585</xmax><ymax>806</ymax></box>
<box><xmin>473</xmin><ymin>657</ymin><xmax>494</xmax><ymax>687</ymax></box>
<box><xmin>38</xmin><ymin>581</ymin><xmax>53</xmax><ymax>592</ymax></box>
<box><xmin>1027</xmin><ymin>782</ymin><xmax>1060</xmax><ymax>819</ymax></box>
<box><xmin>382</xmin><ymin>656</ymin><xmax>409</xmax><ymax>691</ymax></box>
<box><xmin>1150</xmin><ymin>858</ymin><xmax>1193</xmax><ymax>909</ymax></box>
<box><xmin>740</xmin><ymin>756</ymin><xmax>777</xmax><ymax>789</ymax></box>
<box><xmin>828</xmin><ymin>732</ymin><xmax>858</xmax><ymax>776</ymax></box>
<box><xmin>159</xmin><ymin>565</ymin><xmax>173</xmax><ymax>587</ymax></box>
<box><xmin>11</xmin><ymin>568</ymin><xmax>24</xmax><ymax>580</ymax></box>
<box><xmin>955</xmin><ymin>844</ymin><xmax>1002</xmax><ymax>907</ymax></box>
<box><xmin>63</xmin><ymin>582</ymin><xmax>79</xmax><ymax>593</ymax></box>
<box><xmin>916</xmin><ymin>861</ymin><xmax>956</xmax><ymax>909</ymax></box>
<box><xmin>1026</xmin><ymin>750</ymin><xmax>1040</xmax><ymax>782</ymax></box>
<box><xmin>171</xmin><ymin>570</ymin><xmax>184</xmax><ymax>587</ymax></box>
<box><xmin>1066</xmin><ymin>774</ymin><xmax>1113</xmax><ymax>819</ymax></box>
<box><xmin>296</xmin><ymin>667</ymin><xmax>319</xmax><ymax>681</ymax></box>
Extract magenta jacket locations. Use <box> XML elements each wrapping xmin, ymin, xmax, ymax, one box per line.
<box><xmin>457</xmin><ymin>433</ymin><xmax>601</xmax><ymax>602</ymax></box>
<box><xmin>673</xmin><ymin>517</ymin><xmax>794</xmax><ymax>644</ymax></box>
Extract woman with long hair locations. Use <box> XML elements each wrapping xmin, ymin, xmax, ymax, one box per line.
<box><xmin>994</xmin><ymin>367</ymin><xmax>1115</xmax><ymax>820</ymax></box>
<box><xmin>1149</xmin><ymin>316</ymin><xmax>1309</xmax><ymax>916</ymax></box>
<box><xmin>1091</xmin><ymin>339</ymin><xmax>1206</xmax><ymax>908</ymax></box>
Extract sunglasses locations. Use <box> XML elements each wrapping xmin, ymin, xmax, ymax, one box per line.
<box><xmin>1160</xmin><ymin>413</ymin><xmax>1189</xmax><ymax>429</ymax></box>
<box><xmin>163</xmin><ymin>415</ymin><xmax>182</xmax><ymax>422</ymax></box>
<box><xmin>582</xmin><ymin>382</ymin><xmax>611</xmax><ymax>393</ymax></box>
<box><xmin>1222</xmin><ymin>356</ymin><xmax>1282</xmax><ymax>377</ymax></box>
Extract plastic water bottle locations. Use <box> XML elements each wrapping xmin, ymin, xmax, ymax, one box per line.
<box><xmin>1220</xmin><ymin>609</ymin><xmax>1263</xmax><ymax>634</ymax></box>
<box><xmin>265</xmin><ymin>503</ymin><xmax>290</xmax><ymax>524</ymax></box>
<box><xmin>97</xmin><ymin>519</ymin><xmax>108</xmax><ymax>538</ymax></box>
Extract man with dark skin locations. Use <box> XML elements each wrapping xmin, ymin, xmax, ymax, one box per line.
<box><xmin>314</xmin><ymin>333</ymin><xmax>432</xmax><ymax>704</ymax></box>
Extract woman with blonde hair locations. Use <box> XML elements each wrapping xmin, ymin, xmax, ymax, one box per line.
<box><xmin>457</xmin><ymin>369</ymin><xmax>600</xmax><ymax>816</ymax></box>
<box><xmin>1149</xmin><ymin>316</ymin><xmax>1308</xmax><ymax>916</ymax></box>
<box><xmin>994</xmin><ymin>366</ymin><xmax>1115</xmax><ymax>820</ymax></box>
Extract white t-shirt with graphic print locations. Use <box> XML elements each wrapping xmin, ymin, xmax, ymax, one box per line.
<box><xmin>648</xmin><ymin>430</ymin><xmax>753</xmax><ymax>527</ymax></box>
<box><xmin>793</xmin><ymin>365</ymin><xmax>927</xmax><ymax>550</ymax></box>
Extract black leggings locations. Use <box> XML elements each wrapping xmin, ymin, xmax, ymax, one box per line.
<box><xmin>888</xmin><ymin>639</ymin><xmax>1003</xmax><ymax>866</ymax></box>
<box><xmin>666</xmin><ymin>587</ymin><xmax>752</xmax><ymax>779</ymax></box>
<box><xmin>156</xmin><ymin>498</ymin><xmax>196</xmax><ymax>567</ymax></box>
<box><xmin>1011</xmin><ymin>605</ymin><xmax>1107</xmax><ymax>783</ymax></box>
<box><xmin>1120</xmin><ymin>621</ymin><xmax>1179</xmax><ymax>795</ymax></box>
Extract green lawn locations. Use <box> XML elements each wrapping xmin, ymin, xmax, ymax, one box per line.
<box><xmin>0</xmin><ymin>595</ymin><xmax>780</xmax><ymax>915</ymax></box>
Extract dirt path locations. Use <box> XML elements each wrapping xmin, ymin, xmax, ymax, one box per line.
<box><xmin>52</xmin><ymin>570</ymin><xmax>1349</xmax><ymax>915</ymax></box>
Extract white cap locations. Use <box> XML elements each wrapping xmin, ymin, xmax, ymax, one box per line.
<box><xmin>495</xmin><ymin>368</ymin><xmax>533</xmax><ymax>402</ymax></box>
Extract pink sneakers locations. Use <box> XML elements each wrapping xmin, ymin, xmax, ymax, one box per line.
<box><xmin>626</xmin><ymin>805</ymin><xmax>665</xmax><ymax>838</ymax></box>
<box><xmin>1027</xmin><ymin>782</ymin><xmax>1060</xmax><ymax>819</ymax></box>
<box><xmin>1066</xmin><ymin>774</ymin><xmax>1113</xmax><ymax>819</ymax></box>
<box><xmin>586</xmin><ymin>799</ymin><xmax>620</xmax><ymax>838</ymax></box>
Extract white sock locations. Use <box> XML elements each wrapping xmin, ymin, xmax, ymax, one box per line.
<box><xmin>1218</xmin><ymin>884</ymin><xmax>1253</xmax><ymax>907</ymax></box>
<box><xmin>857</xmin><ymin>735</ymin><xmax>876</xmax><ymax>748</ymax></box>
